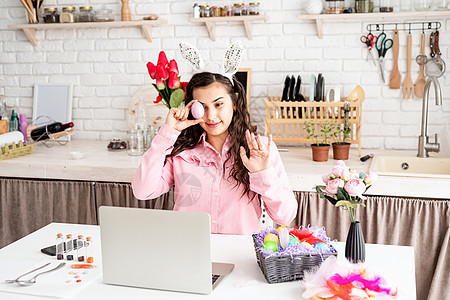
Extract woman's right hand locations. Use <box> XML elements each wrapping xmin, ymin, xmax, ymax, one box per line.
<box><xmin>165</xmin><ymin>100</ymin><xmax>204</xmax><ymax>132</ymax></box>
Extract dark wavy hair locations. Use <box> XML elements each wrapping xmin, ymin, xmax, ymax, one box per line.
<box><xmin>168</xmin><ymin>72</ymin><xmax>256</xmax><ymax>200</ymax></box>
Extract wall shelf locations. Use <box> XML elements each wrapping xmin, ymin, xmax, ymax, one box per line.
<box><xmin>298</xmin><ymin>11</ymin><xmax>450</xmax><ymax>38</ymax></box>
<box><xmin>188</xmin><ymin>15</ymin><xmax>269</xmax><ymax>41</ymax></box>
<box><xmin>7</xmin><ymin>19</ymin><xmax>168</xmax><ymax>46</ymax></box>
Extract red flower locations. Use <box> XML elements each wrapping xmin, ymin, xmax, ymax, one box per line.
<box><xmin>154</xmin><ymin>94</ymin><xmax>162</xmax><ymax>104</ymax></box>
<box><xmin>168</xmin><ymin>72</ymin><xmax>180</xmax><ymax>89</ymax></box>
<box><xmin>180</xmin><ymin>81</ymin><xmax>188</xmax><ymax>92</ymax></box>
<box><xmin>156</xmin><ymin>64</ymin><xmax>169</xmax><ymax>80</ymax></box>
<box><xmin>157</xmin><ymin>51</ymin><xmax>169</xmax><ymax>68</ymax></box>
<box><xmin>168</xmin><ymin>59</ymin><xmax>179</xmax><ymax>74</ymax></box>
<box><xmin>146</xmin><ymin>62</ymin><xmax>156</xmax><ymax>79</ymax></box>
<box><xmin>155</xmin><ymin>77</ymin><xmax>165</xmax><ymax>90</ymax></box>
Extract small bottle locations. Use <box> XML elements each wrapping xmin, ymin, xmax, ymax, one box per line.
<box><xmin>78</xmin><ymin>6</ymin><xmax>95</xmax><ymax>22</ymax></box>
<box><xmin>77</xmin><ymin>235</ymin><xmax>85</xmax><ymax>262</ymax></box>
<box><xmin>19</xmin><ymin>114</ymin><xmax>27</xmax><ymax>143</ymax></box>
<box><xmin>127</xmin><ymin>129</ymin><xmax>144</xmax><ymax>156</ymax></box>
<box><xmin>65</xmin><ymin>234</ymin><xmax>74</xmax><ymax>260</ymax></box>
<box><xmin>225</xmin><ymin>5</ymin><xmax>234</xmax><ymax>16</ymax></box>
<box><xmin>193</xmin><ymin>3</ymin><xmax>200</xmax><ymax>18</ymax></box>
<box><xmin>56</xmin><ymin>233</ymin><xmax>64</xmax><ymax>260</ymax></box>
<box><xmin>10</xmin><ymin>109</ymin><xmax>19</xmax><ymax>132</ymax></box>
<box><xmin>85</xmin><ymin>237</ymin><xmax>94</xmax><ymax>263</ymax></box>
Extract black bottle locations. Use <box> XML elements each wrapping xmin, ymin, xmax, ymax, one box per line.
<box><xmin>30</xmin><ymin>122</ymin><xmax>74</xmax><ymax>141</ymax></box>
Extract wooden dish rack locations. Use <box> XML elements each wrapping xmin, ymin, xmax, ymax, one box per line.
<box><xmin>264</xmin><ymin>97</ymin><xmax>364</xmax><ymax>156</ymax></box>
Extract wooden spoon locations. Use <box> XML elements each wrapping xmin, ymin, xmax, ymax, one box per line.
<box><xmin>389</xmin><ymin>30</ymin><xmax>401</xmax><ymax>89</ymax></box>
<box><xmin>415</xmin><ymin>33</ymin><xmax>426</xmax><ymax>98</ymax></box>
<box><xmin>402</xmin><ymin>32</ymin><xmax>415</xmax><ymax>99</ymax></box>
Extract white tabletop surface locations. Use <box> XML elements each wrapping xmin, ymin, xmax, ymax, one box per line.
<box><xmin>0</xmin><ymin>223</ymin><xmax>416</xmax><ymax>299</ymax></box>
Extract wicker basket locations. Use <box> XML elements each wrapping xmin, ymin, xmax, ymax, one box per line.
<box><xmin>252</xmin><ymin>234</ymin><xmax>338</xmax><ymax>284</ymax></box>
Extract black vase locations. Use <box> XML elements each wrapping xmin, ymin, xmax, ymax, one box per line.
<box><xmin>345</xmin><ymin>221</ymin><xmax>365</xmax><ymax>263</ymax></box>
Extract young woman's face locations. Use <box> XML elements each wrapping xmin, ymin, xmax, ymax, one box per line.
<box><xmin>192</xmin><ymin>82</ymin><xmax>235</xmax><ymax>140</ymax></box>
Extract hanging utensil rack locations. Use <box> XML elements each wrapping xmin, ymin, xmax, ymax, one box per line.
<box><xmin>366</xmin><ymin>21</ymin><xmax>441</xmax><ymax>33</ymax></box>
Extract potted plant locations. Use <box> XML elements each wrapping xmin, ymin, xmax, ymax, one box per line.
<box><xmin>304</xmin><ymin>120</ymin><xmax>333</xmax><ymax>162</ymax></box>
<box><xmin>315</xmin><ymin>160</ymin><xmax>377</xmax><ymax>263</ymax></box>
<box><xmin>331</xmin><ymin>119</ymin><xmax>351</xmax><ymax>160</ymax></box>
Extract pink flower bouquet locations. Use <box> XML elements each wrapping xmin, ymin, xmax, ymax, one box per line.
<box><xmin>146</xmin><ymin>51</ymin><xmax>188</xmax><ymax>109</ymax></box>
<box><xmin>316</xmin><ymin>160</ymin><xmax>376</xmax><ymax>223</ymax></box>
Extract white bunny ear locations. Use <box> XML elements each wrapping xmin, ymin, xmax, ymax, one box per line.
<box><xmin>222</xmin><ymin>40</ymin><xmax>243</xmax><ymax>75</ymax></box>
<box><xmin>179</xmin><ymin>41</ymin><xmax>203</xmax><ymax>72</ymax></box>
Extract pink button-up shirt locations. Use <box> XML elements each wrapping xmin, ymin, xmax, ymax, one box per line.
<box><xmin>132</xmin><ymin>124</ymin><xmax>298</xmax><ymax>235</ymax></box>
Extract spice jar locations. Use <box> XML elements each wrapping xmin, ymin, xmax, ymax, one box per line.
<box><xmin>326</xmin><ymin>0</ymin><xmax>345</xmax><ymax>14</ymax></box>
<box><xmin>225</xmin><ymin>5</ymin><xmax>234</xmax><ymax>16</ymax></box>
<box><xmin>60</xmin><ymin>6</ymin><xmax>78</xmax><ymax>23</ymax></box>
<box><xmin>212</xmin><ymin>6</ymin><xmax>221</xmax><ymax>17</ymax></box>
<box><xmin>94</xmin><ymin>7</ymin><xmax>114</xmax><ymax>22</ymax></box>
<box><xmin>233</xmin><ymin>3</ymin><xmax>242</xmax><ymax>16</ymax></box>
<box><xmin>241</xmin><ymin>4</ymin><xmax>249</xmax><ymax>15</ymax></box>
<box><xmin>249</xmin><ymin>2</ymin><xmax>260</xmax><ymax>15</ymax></box>
<box><xmin>355</xmin><ymin>0</ymin><xmax>374</xmax><ymax>13</ymax></box>
<box><xmin>78</xmin><ymin>6</ymin><xmax>95</xmax><ymax>22</ymax></box>
<box><xmin>43</xmin><ymin>7</ymin><xmax>60</xmax><ymax>23</ymax></box>
<box><xmin>200</xmin><ymin>5</ymin><xmax>211</xmax><ymax>17</ymax></box>
<box><xmin>220</xmin><ymin>7</ymin><xmax>226</xmax><ymax>16</ymax></box>
<box><xmin>380</xmin><ymin>0</ymin><xmax>393</xmax><ymax>12</ymax></box>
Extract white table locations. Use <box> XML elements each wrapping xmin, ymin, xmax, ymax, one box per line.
<box><xmin>0</xmin><ymin>223</ymin><xmax>416</xmax><ymax>299</ymax></box>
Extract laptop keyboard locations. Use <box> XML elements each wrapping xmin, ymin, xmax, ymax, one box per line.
<box><xmin>212</xmin><ymin>274</ymin><xmax>220</xmax><ymax>285</ymax></box>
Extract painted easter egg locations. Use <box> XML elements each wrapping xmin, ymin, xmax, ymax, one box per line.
<box><xmin>191</xmin><ymin>101</ymin><xmax>204</xmax><ymax>119</ymax></box>
<box><xmin>264</xmin><ymin>233</ymin><xmax>279</xmax><ymax>244</ymax></box>
<box><xmin>314</xmin><ymin>242</ymin><xmax>329</xmax><ymax>251</ymax></box>
<box><xmin>278</xmin><ymin>227</ymin><xmax>290</xmax><ymax>250</ymax></box>
<box><xmin>300</xmin><ymin>241</ymin><xmax>313</xmax><ymax>248</ymax></box>
<box><xmin>288</xmin><ymin>235</ymin><xmax>301</xmax><ymax>246</ymax></box>
<box><xmin>263</xmin><ymin>241</ymin><xmax>278</xmax><ymax>252</ymax></box>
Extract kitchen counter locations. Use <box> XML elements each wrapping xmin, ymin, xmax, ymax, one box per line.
<box><xmin>1</xmin><ymin>140</ymin><xmax>449</xmax><ymax>199</ymax></box>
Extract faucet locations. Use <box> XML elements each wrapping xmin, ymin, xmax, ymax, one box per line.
<box><xmin>417</xmin><ymin>77</ymin><xmax>443</xmax><ymax>157</ymax></box>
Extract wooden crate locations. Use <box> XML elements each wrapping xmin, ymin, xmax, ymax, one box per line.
<box><xmin>264</xmin><ymin>96</ymin><xmax>364</xmax><ymax>156</ymax></box>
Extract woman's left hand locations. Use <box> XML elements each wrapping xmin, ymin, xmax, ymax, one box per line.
<box><xmin>240</xmin><ymin>130</ymin><xmax>272</xmax><ymax>173</ymax></box>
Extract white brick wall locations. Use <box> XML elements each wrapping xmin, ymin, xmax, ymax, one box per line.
<box><xmin>1</xmin><ymin>0</ymin><xmax>449</xmax><ymax>151</ymax></box>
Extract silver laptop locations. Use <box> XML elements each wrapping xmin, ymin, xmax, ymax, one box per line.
<box><xmin>99</xmin><ymin>206</ymin><xmax>234</xmax><ymax>295</ymax></box>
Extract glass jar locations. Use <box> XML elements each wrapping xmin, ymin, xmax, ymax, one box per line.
<box><xmin>94</xmin><ymin>7</ymin><xmax>114</xmax><ymax>22</ymax></box>
<box><xmin>414</xmin><ymin>0</ymin><xmax>432</xmax><ymax>10</ymax></box>
<box><xmin>326</xmin><ymin>0</ymin><xmax>345</xmax><ymax>14</ymax></box>
<box><xmin>355</xmin><ymin>0</ymin><xmax>374</xmax><ymax>13</ymax></box>
<box><xmin>249</xmin><ymin>2</ymin><xmax>260</xmax><ymax>15</ymax></box>
<box><xmin>220</xmin><ymin>7</ymin><xmax>226</xmax><ymax>16</ymax></box>
<box><xmin>225</xmin><ymin>5</ymin><xmax>234</xmax><ymax>16</ymax></box>
<box><xmin>200</xmin><ymin>5</ymin><xmax>211</xmax><ymax>17</ymax></box>
<box><xmin>127</xmin><ymin>129</ymin><xmax>144</xmax><ymax>156</ymax></box>
<box><xmin>60</xmin><ymin>7</ymin><xmax>78</xmax><ymax>23</ymax></box>
<box><xmin>78</xmin><ymin>6</ymin><xmax>95</xmax><ymax>22</ymax></box>
<box><xmin>212</xmin><ymin>6</ymin><xmax>221</xmax><ymax>17</ymax></box>
<box><xmin>241</xmin><ymin>4</ymin><xmax>249</xmax><ymax>15</ymax></box>
<box><xmin>233</xmin><ymin>3</ymin><xmax>242</xmax><ymax>16</ymax></box>
<box><xmin>43</xmin><ymin>7</ymin><xmax>60</xmax><ymax>23</ymax></box>
<box><xmin>380</xmin><ymin>0</ymin><xmax>394</xmax><ymax>12</ymax></box>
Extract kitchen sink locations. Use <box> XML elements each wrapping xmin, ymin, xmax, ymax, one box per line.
<box><xmin>369</xmin><ymin>155</ymin><xmax>450</xmax><ymax>179</ymax></box>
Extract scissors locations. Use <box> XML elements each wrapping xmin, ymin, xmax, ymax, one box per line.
<box><xmin>360</xmin><ymin>33</ymin><xmax>377</xmax><ymax>66</ymax></box>
<box><xmin>375</xmin><ymin>32</ymin><xmax>393</xmax><ymax>83</ymax></box>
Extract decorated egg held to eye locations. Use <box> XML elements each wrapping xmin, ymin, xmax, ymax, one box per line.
<box><xmin>263</xmin><ymin>241</ymin><xmax>278</xmax><ymax>252</ymax></box>
<box><xmin>191</xmin><ymin>101</ymin><xmax>204</xmax><ymax>119</ymax></box>
<box><xmin>263</xmin><ymin>233</ymin><xmax>279</xmax><ymax>244</ymax></box>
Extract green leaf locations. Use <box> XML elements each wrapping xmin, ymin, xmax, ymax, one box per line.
<box><xmin>169</xmin><ymin>89</ymin><xmax>184</xmax><ymax>108</ymax></box>
<box><xmin>335</xmin><ymin>200</ymin><xmax>359</xmax><ymax>209</ymax></box>
<box><xmin>325</xmin><ymin>195</ymin><xmax>338</xmax><ymax>205</ymax></box>
<box><xmin>337</xmin><ymin>187</ymin><xmax>350</xmax><ymax>200</ymax></box>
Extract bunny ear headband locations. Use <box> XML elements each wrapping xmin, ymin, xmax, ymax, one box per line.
<box><xmin>179</xmin><ymin>40</ymin><xmax>244</xmax><ymax>85</ymax></box>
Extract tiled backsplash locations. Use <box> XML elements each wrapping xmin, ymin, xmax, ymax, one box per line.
<box><xmin>1</xmin><ymin>0</ymin><xmax>449</xmax><ymax>150</ymax></box>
